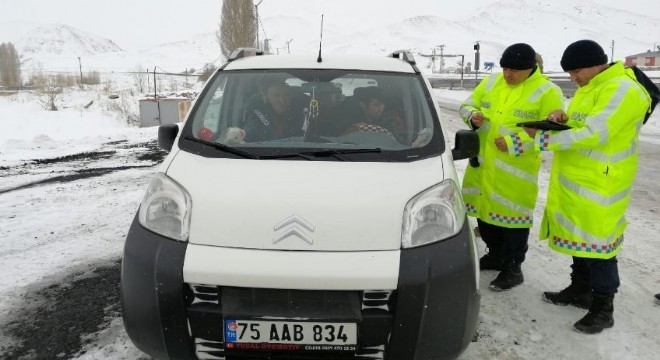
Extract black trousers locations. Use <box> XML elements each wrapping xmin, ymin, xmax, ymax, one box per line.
<box><xmin>477</xmin><ymin>219</ymin><xmax>530</xmax><ymax>264</ymax></box>
<box><xmin>570</xmin><ymin>256</ymin><xmax>620</xmax><ymax>295</ymax></box>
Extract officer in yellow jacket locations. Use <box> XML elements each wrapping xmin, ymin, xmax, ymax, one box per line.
<box><xmin>459</xmin><ymin>43</ymin><xmax>564</xmax><ymax>291</ymax></box>
<box><xmin>518</xmin><ymin>40</ymin><xmax>652</xmax><ymax>334</ymax></box>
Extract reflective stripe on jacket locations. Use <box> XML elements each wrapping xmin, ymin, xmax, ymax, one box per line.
<box><xmin>459</xmin><ymin>68</ymin><xmax>564</xmax><ymax>228</ymax></box>
<box><xmin>534</xmin><ymin>62</ymin><xmax>650</xmax><ymax>258</ymax></box>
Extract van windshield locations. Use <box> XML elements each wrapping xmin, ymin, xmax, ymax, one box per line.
<box><xmin>181</xmin><ymin>69</ymin><xmax>443</xmax><ymax>162</ymax></box>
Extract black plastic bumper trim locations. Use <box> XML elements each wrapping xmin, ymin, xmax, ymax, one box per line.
<box><xmin>121</xmin><ymin>213</ymin><xmax>194</xmax><ymax>359</ymax></box>
<box><xmin>387</xmin><ymin>218</ymin><xmax>480</xmax><ymax>360</ymax></box>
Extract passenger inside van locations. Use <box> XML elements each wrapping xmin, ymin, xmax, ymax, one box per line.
<box><xmin>344</xmin><ymin>86</ymin><xmax>396</xmax><ymax>138</ymax></box>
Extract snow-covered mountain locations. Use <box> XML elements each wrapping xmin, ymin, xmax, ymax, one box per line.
<box><xmin>261</xmin><ymin>0</ymin><xmax>659</xmax><ymax>71</ymax></box>
<box><xmin>3</xmin><ymin>22</ymin><xmax>122</xmax><ymax>57</ymax></box>
<box><xmin>455</xmin><ymin>0</ymin><xmax>660</xmax><ymax>70</ymax></box>
<box><xmin>0</xmin><ymin>0</ymin><xmax>658</xmax><ymax>73</ymax></box>
<box><xmin>134</xmin><ymin>32</ymin><xmax>220</xmax><ymax>71</ymax></box>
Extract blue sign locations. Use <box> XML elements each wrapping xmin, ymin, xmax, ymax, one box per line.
<box><xmin>225</xmin><ymin>319</ymin><xmax>238</xmax><ymax>342</ymax></box>
<box><xmin>484</xmin><ymin>62</ymin><xmax>495</xmax><ymax>70</ymax></box>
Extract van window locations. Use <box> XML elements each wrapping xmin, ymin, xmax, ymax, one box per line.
<box><xmin>181</xmin><ymin>70</ymin><xmax>444</xmax><ymax>162</ymax></box>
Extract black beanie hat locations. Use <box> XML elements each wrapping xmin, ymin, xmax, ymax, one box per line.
<box><xmin>499</xmin><ymin>43</ymin><xmax>536</xmax><ymax>70</ymax></box>
<box><xmin>560</xmin><ymin>40</ymin><xmax>608</xmax><ymax>71</ymax></box>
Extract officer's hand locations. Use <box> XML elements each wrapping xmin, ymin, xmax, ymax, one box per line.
<box><xmin>547</xmin><ymin>110</ymin><xmax>568</xmax><ymax>124</ymax></box>
<box><xmin>494</xmin><ymin>137</ymin><xmax>508</xmax><ymax>152</ymax></box>
<box><xmin>470</xmin><ymin>112</ymin><xmax>484</xmax><ymax>127</ymax></box>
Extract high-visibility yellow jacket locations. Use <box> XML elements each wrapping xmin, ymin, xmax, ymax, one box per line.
<box><xmin>459</xmin><ymin>68</ymin><xmax>564</xmax><ymax>228</ymax></box>
<box><xmin>532</xmin><ymin>62</ymin><xmax>651</xmax><ymax>258</ymax></box>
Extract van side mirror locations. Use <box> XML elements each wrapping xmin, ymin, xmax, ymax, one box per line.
<box><xmin>451</xmin><ymin>129</ymin><xmax>479</xmax><ymax>160</ymax></box>
<box><xmin>158</xmin><ymin>124</ymin><xmax>179</xmax><ymax>152</ymax></box>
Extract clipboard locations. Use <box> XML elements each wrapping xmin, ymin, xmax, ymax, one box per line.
<box><xmin>516</xmin><ymin>120</ymin><xmax>571</xmax><ymax>131</ymax></box>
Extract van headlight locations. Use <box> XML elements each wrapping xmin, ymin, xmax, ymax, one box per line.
<box><xmin>402</xmin><ymin>180</ymin><xmax>465</xmax><ymax>248</ymax></box>
<box><xmin>138</xmin><ymin>173</ymin><xmax>192</xmax><ymax>241</ymax></box>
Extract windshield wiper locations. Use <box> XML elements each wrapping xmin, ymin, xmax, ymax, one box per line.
<box><xmin>259</xmin><ymin>152</ymin><xmax>316</xmax><ymax>160</ymax></box>
<box><xmin>261</xmin><ymin>148</ymin><xmax>382</xmax><ymax>161</ymax></box>
<box><xmin>305</xmin><ymin>148</ymin><xmax>382</xmax><ymax>155</ymax></box>
<box><xmin>184</xmin><ymin>136</ymin><xmax>260</xmax><ymax>159</ymax></box>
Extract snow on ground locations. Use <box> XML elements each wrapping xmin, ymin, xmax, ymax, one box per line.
<box><xmin>1</xmin><ymin>86</ymin><xmax>660</xmax><ymax>359</ymax></box>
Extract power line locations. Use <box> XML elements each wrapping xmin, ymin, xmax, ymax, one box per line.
<box><xmin>20</xmin><ymin>68</ymin><xmax>203</xmax><ymax>78</ymax></box>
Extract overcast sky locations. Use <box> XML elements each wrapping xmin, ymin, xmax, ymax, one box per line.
<box><xmin>0</xmin><ymin>0</ymin><xmax>656</xmax><ymax>51</ymax></box>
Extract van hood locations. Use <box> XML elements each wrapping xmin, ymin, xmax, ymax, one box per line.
<box><xmin>167</xmin><ymin>152</ymin><xmax>449</xmax><ymax>251</ymax></box>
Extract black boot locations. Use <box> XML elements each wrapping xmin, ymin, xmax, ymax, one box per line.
<box><xmin>489</xmin><ymin>262</ymin><xmax>523</xmax><ymax>291</ymax></box>
<box><xmin>542</xmin><ymin>283</ymin><xmax>592</xmax><ymax>309</ymax></box>
<box><xmin>655</xmin><ymin>293</ymin><xmax>660</xmax><ymax>304</ymax></box>
<box><xmin>479</xmin><ymin>253</ymin><xmax>505</xmax><ymax>271</ymax></box>
<box><xmin>573</xmin><ymin>292</ymin><xmax>614</xmax><ymax>334</ymax></box>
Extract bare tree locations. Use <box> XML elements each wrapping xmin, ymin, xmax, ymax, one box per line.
<box><xmin>27</xmin><ymin>64</ymin><xmax>47</xmax><ymax>88</ymax></box>
<box><xmin>107</xmin><ymin>89</ymin><xmax>140</xmax><ymax>126</ymax></box>
<box><xmin>198</xmin><ymin>63</ymin><xmax>216</xmax><ymax>82</ymax></box>
<box><xmin>38</xmin><ymin>76</ymin><xmax>62</xmax><ymax>111</ymax></box>
<box><xmin>0</xmin><ymin>42</ymin><xmax>21</xmax><ymax>87</ymax></box>
<box><xmin>217</xmin><ymin>0</ymin><xmax>257</xmax><ymax>59</ymax></box>
<box><xmin>132</xmin><ymin>66</ymin><xmax>148</xmax><ymax>93</ymax></box>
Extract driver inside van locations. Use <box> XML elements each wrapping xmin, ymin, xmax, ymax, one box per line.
<box><xmin>244</xmin><ymin>80</ymin><xmax>305</xmax><ymax>142</ymax></box>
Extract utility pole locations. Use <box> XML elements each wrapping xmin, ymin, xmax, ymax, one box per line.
<box><xmin>459</xmin><ymin>54</ymin><xmax>464</xmax><ymax>90</ymax></box>
<box><xmin>437</xmin><ymin>44</ymin><xmax>445</xmax><ymax>72</ymax></box>
<box><xmin>610</xmin><ymin>40</ymin><xmax>615</xmax><ymax>61</ymax></box>
<box><xmin>286</xmin><ymin>39</ymin><xmax>293</xmax><ymax>54</ymax></box>
<box><xmin>474</xmin><ymin>41</ymin><xmax>480</xmax><ymax>81</ymax></box>
<box><xmin>153</xmin><ymin>66</ymin><xmax>161</xmax><ymax>125</ymax></box>
<box><xmin>77</xmin><ymin>56</ymin><xmax>83</xmax><ymax>88</ymax></box>
<box><xmin>153</xmin><ymin>67</ymin><xmax>157</xmax><ymax>100</ymax></box>
<box><xmin>431</xmin><ymin>47</ymin><xmax>437</xmax><ymax>73</ymax></box>
<box><xmin>418</xmin><ymin>51</ymin><xmax>465</xmax><ymax>89</ymax></box>
<box><xmin>255</xmin><ymin>0</ymin><xmax>263</xmax><ymax>49</ymax></box>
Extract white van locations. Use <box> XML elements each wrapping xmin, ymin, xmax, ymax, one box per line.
<box><xmin>121</xmin><ymin>49</ymin><xmax>480</xmax><ymax>360</ymax></box>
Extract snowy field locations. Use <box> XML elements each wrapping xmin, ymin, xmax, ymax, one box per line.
<box><xmin>1</xmin><ymin>87</ymin><xmax>659</xmax><ymax>360</ymax></box>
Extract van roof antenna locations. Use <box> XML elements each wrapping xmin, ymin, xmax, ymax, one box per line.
<box><xmin>317</xmin><ymin>15</ymin><xmax>324</xmax><ymax>63</ymax></box>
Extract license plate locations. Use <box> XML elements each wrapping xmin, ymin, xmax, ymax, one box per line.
<box><xmin>224</xmin><ymin>319</ymin><xmax>357</xmax><ymax>352</ymax></box>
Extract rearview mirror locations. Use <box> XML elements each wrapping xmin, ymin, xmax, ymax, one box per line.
<box><xmin>158</xmin><ymin>124</ymin><xmax>179</xmax><ymax>152</ymax></box>
<box><xmin>451</xmin><ymin>130</ymin><xmax>479</xmax><ymax>160</ymax></box>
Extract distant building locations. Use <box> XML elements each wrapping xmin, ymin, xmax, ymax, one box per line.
<box><xmin>624</xmin><ymin>50</ymin><xmax>660</xmax><ymax>68</ymax></box>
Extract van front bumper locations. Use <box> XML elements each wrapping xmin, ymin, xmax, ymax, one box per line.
<box><xmin>121</xmin><ymin>214</ymin><xmax>480</xmax><ymax>360</ymax></box>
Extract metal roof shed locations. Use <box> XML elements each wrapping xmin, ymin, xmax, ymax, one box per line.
<box><xmin>139</xmin><ymin>97</ymin><xmax>192</xmax><ymax>128</ymax></box>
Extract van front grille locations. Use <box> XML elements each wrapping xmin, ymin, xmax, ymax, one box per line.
<box><xmin>361</xmin><ymin>290</ymin><xmax>393</xmax><ymax>312</ymax></box>
<box><xmin>194</xmin><ymin>338</ymin><xmax>225</xmax><ymax>359</ymax></box>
